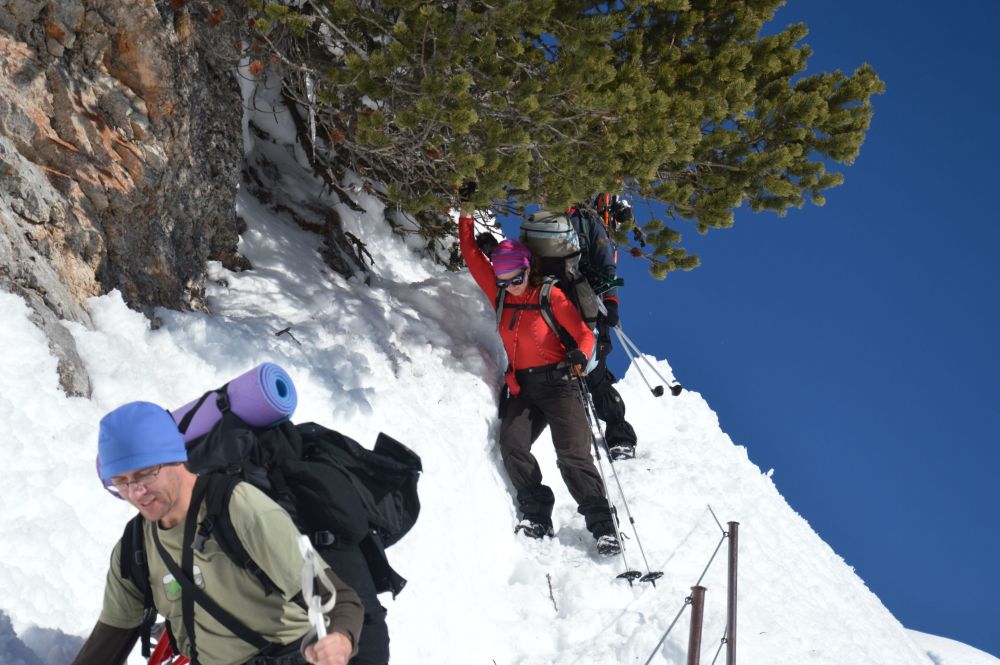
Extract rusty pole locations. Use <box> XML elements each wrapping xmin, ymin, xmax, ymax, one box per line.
<box><xmin>687</xmin><ymin>586</ymin><xmax>706</xmax><ymax>665</ymax></box>
<box><xmin>726</xmin><ymin>522</ymin><xmax>740</xmax><ymax>665</ymax></box>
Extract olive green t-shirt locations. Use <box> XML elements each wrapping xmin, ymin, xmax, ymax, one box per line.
<box><xmin>99</xmin><ymin>483</ymin><xmax>312</xmax><ymax>665</ymax></box>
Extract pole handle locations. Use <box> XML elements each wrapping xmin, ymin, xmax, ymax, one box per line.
<box><xmin>298</xmin><ymin>535</ymin><xmax>335</xmax><ymax>640</ymax></box>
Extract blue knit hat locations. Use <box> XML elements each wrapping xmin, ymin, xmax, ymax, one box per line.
<box><xmin>97</xmin><ymin>401</ymin><xmax>187</xmax><ymax>482</ymax></box>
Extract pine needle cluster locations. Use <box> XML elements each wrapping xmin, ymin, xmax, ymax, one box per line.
<box><xmin>246</xmin><ymin>0</ymin><xmax>883</xmax><ymax>277</ymax></box>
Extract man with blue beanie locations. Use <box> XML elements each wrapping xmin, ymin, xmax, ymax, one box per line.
<box><xmin>72</xmin><ymin>401</ymin><xmax>364</xmax><ymax>665</ymax></box>
<box><xmin>95</xmin><ymin>401</ymin><xmax>190</xmax><ymax>524</ymax></box>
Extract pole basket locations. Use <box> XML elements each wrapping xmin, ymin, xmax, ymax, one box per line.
<box><xmin>617</xmin><ymin>570</ymin><xmax>643</xmax><ymax>585</ymax></box>
<box><xmin>640</xmin><ymin>571</ymin><xmax>664</xmax><ymax>586</ymax></box>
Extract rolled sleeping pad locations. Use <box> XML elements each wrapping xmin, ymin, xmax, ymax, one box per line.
<box><xmin>170</xmin><ymin>362</ymin><xmax>298</xmax><ymax>443</ymax></box>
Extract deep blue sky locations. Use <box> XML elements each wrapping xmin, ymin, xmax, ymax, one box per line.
<box><xmin>621</xmin><ymin>1</ymin><xmax>1000</xmax><ymax>657</ymax></box>
<box><xmin>504</xmin><ymin>1</ymin><xmax>1000</xmax><ymax>657</ymax></box>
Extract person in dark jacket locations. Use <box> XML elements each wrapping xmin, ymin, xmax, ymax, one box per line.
<box><xmin>72</xmin><ymin>401</ymin><xmax>364</xmax><ymax>665</ymax></box>
<box><xmin>459</xmin><ymin>211</ymin><xmax>620</xmax><ymax>555</ymax></box>
<box><xmin>570</xmin><ymin>200</ymin><xmax>639</xmax><ymax>460</ymax></box>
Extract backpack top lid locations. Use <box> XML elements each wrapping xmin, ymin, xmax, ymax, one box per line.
<box><xmin>520</xmin><ymin>209</ymin><xmax>580</xmax><ymax>258</ymax></box>
<box><xmin>98</xmin><ymin>401</ymin><xmax>187</xmax><ymax>482</ymax></box>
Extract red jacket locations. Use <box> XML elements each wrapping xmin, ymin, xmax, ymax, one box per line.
<box><xmin>459</xmin><ymin>215</ymin><xmax>595</xmax><ymax>395</ymax></box>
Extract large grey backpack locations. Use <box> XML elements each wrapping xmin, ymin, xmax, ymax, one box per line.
<box><xmin>519</xmin><ymin>209</ymin><xmax>606</xmax><ymax>326</ymax></box>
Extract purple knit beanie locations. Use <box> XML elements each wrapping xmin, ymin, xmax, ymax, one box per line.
<box><xmin>490</xmin><ymin>239</ymin><xmax>532</xmax><ymax>276</ymax></box>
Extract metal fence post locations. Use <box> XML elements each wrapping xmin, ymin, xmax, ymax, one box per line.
<box><xmin>687</xmin><ymin>586</ymin><xmax>706</xmax><ymax>665</ymax></box>
<box><xmin>727</xmin><ymin>522</ymin><xmax>740</xmax><ymax>665</ymax></box>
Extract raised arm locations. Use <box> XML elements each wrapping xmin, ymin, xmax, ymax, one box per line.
<box><xmin>458</xmin><ymin>214</ymin><xmax>499</xmax><ymax>302</ymax></box>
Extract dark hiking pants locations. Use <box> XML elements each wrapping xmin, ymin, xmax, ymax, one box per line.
<box><xmin>499</xmin><ymin>367</ymin><xmax>613</xmax><ymax>536</ymax></box>
<box><xmin>587</xmin><ymin>325</ymin><xmax>638</xmax><ymax>450</ymax></box>
<box><xmin>322</xmin><ymin>547</ymin><xmax>390</xmax><ymax>665</ymax></box>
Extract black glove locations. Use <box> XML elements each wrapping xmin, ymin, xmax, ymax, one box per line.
<box><xmin>612</xmin><ymin>200</ymin><xmax>634</xmax><ymax>226</ymax></box>
<box><xmin>602</xmin><ymin>299</ymin><xmax>620</xmax><ymax>327</ymax></box>
<box><xmin>476</xmin><ymin>232</ymin><xmax>499</xmax><ymax>257</ymax></box>
<box><xmin>458</xmin><ymin>180</ymin><xmax>478</xmax><ymax>202</ymax></box>
<box><xmin>566</xmin><ymin>348</ymin><xmax>588</xmax><ymax>368</ymax></box>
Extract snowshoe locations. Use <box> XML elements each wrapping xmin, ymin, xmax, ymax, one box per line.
<box><xmin>609</xmin><ymin>443</ymin><xmax>636</xmax><ymax>461</ymax></box>
<box><xmin>596</xmin><ymin>534</ymin><xmax>621</xmax><ymax>556</ymax></box>
<box><xmin>515</xmin><ymin>519</ymin><xmax>554</xmax><ymax>539</ymax></box>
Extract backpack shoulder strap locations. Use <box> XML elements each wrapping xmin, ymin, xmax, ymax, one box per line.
<box><xmin>150</xmin><ymin>475</ymin><xmax>273</xmax><ymax>660</ymax></box>
<box><xmin>494</xmin><ymin>287</ymin><xmax>507</xmax><ymax>329</ymax></box>
<box><xmin>120</xmin><ymin>515</ymin><xmax>158</xmax><ymax>658</ymax></box>
<box><xmin>538</xmin><ymin>278</ymin><xmax>578</xmax><ymax>351</ymax></box>
<box><xmin>495</xmin><ymin>286</ymin><xmax>545</xmax><ymax>331</ymax></box>
<box><xmin>200</xmin><ymin>474</ymin><xmax>279</xmax><ymax>596</ymax></box>
<box><xmin>572</xmin><ymin>209</ymin><xmax>591</xmax><ymax>254</ymax></box>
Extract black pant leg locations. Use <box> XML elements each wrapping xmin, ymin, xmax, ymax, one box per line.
<box><xmin>525</xmin><ymin>379</ymin><xmax>606</xmax><ymax>505</ymax></box>
<box><xmin>350</xmin><ymin>605</ymin><xmax>389</xmax><ymax>665</ymax></box>
<box><xmin>577</xmin><ymin>495</ymin><xmax>615</xmax><ymax>538</ymax></box>
<box><xmin>320</xmin><ymin>547</ymin><xmax>389</xmax><ymax>665</ymax></box>
<box><xmin>498</xmin><ymin>391</ymin><xmax>547</xmax><ymax>492</ymax></box>
<box><xmin>515</xmin><ymin>484</ymin><xmax>555</xmax><ymax>527</ymax></box>
<box><xmin>586</xmin><ymin>357</ymin><xmax>638</xmax><ymax>448</ymax></box>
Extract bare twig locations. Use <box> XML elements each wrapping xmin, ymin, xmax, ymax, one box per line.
<box><xmin>274</xmin><ymin>327</ymin><xmax>302</xmax><ymax>345</ymax></box>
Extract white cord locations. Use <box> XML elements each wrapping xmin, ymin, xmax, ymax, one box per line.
<box><xmin>298</xmin><ymin>535</ymin><xmax>336</xmax><ymax>641</ymax></box>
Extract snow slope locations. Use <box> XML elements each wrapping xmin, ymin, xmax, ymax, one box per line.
<box><xmin>1</xmin><ymin>65</ymin><xmax>997</xmax><ymax>665</ymax></box>
<box><xmin>909</xmin><ymin>630</ymin><xmax>1000</xmax><ymax>665</ymax></box>
<box><xmin>0</xmin><ymin>190</ymin><xmax>983</xmax><ymax>665</ymax></box>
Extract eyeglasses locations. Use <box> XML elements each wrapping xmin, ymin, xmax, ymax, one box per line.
<box><xmin>110</xmin><ymin>464</ymin><xmax>166</xmax><ymax>495</ymax></box>
<box><xmin>496</xmin><ymin>270</ymin><xmax>527</xmax><ymax>288</ymax></box>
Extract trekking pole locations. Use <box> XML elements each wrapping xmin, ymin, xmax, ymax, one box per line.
<box><xmin>613</xmin><ymin>326</ymin><xmax>683</xmax><ymax>396</ymax></box>
<box><xmin>576</xmin><ymin>378</ymin><xmax>641</xmax><ymax>584</ymax></box>
<box><xmin>298</xmin><ymin>535</ymin><xmax>336</xmax><ymax>641</ymax></box>
<box><xmin>613</xmin><ymin>326</ymin><xmax>665</xmax><ymax>397</ymax></box>
<box><xmin>575</xmin><ymin>375</ymin><xmax>664</xmax><ymax>586</ymax></box>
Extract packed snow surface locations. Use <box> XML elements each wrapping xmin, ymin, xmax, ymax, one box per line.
<box><xmin>2</xmin><ymin>64</ymin><xmax>996</xmax><ymax>665</ymax></box>
<box><xmin>908</xmin><ymin>630</ymin><xmax>1000</xmax><ymax>665</ymax></box>
<box><xmin>1</xmin><ymin>196</ymin><xmax>989</xmax><ymax>664</ymax></box>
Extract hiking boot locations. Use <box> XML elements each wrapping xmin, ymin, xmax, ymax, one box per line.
<box><xmin>596</xmin><ymin>534</ymin><xmax>621</xmax><ymax>556</ymax></box>
<box><xmin>515</xmin><ymin>519</ymin><xmax>554</xmax><ymax>539</ymax></box>
<box><xmin>609</xmin><ymin>443</ymin><xmax>636</xmax><ymax>461</ymax></box>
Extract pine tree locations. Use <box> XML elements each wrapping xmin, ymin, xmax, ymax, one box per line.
<box><xmin>245</xmin><ymin>0</ymin><xmax>883</xmax><ymax>277</ymax></box>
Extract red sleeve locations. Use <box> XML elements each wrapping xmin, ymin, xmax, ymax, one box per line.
<box><xmin>458</xmin><ymin>215</ymin><xmax>498</xmax><ymax>302</ymax></box>
<box><xmin>549</xmin><ymin>286</ymin><xmax>596</xmax><ymax>358</ymax></box>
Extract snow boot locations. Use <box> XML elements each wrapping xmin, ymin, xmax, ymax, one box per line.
<box><xmin>596</xmin><ymin>534</ymin><xmax>621</xmax><ymax>556</ymax></box>
<box><xmin>515</xmin><ymin>519</ymin><xmax>554</xmax><ymax>539</ymax></box>
<box><xmin>609</xmin><ymin>443</ymin><xmax>636</xmax><ymax>460</ymax></box>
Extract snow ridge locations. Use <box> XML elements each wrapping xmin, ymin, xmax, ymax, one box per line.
<box><xmin>0</xmin><ymin>188</ymin><xmax>944</xmax><ymax>665</ymax></box>
<box><xmin>1</xmin><ymin>64</ymin><xmax>995</xmax><ymax>665</ymax></box>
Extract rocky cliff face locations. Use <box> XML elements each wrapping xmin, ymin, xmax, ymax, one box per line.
<box><xmin>0</xmin><ymin>0</ymin><xmax>247</xmax><ymax>395</ymax></box>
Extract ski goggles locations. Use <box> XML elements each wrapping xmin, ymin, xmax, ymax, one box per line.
<box><xmin>495</xmin><ymin>270</ymin><xmax>527</xmax><ymax>288</ymax></box>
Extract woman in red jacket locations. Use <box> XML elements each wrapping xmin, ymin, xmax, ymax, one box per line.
<box><xmin>459</xmin><ymin>212</ymin><xmax>619</xmax><ymax>555</ymax></box>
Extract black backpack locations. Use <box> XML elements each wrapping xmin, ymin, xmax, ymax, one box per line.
<box><xmin>119</xmin><ymin>388</ymin><xmax>422</xmax><ymax>657</ymax></box>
